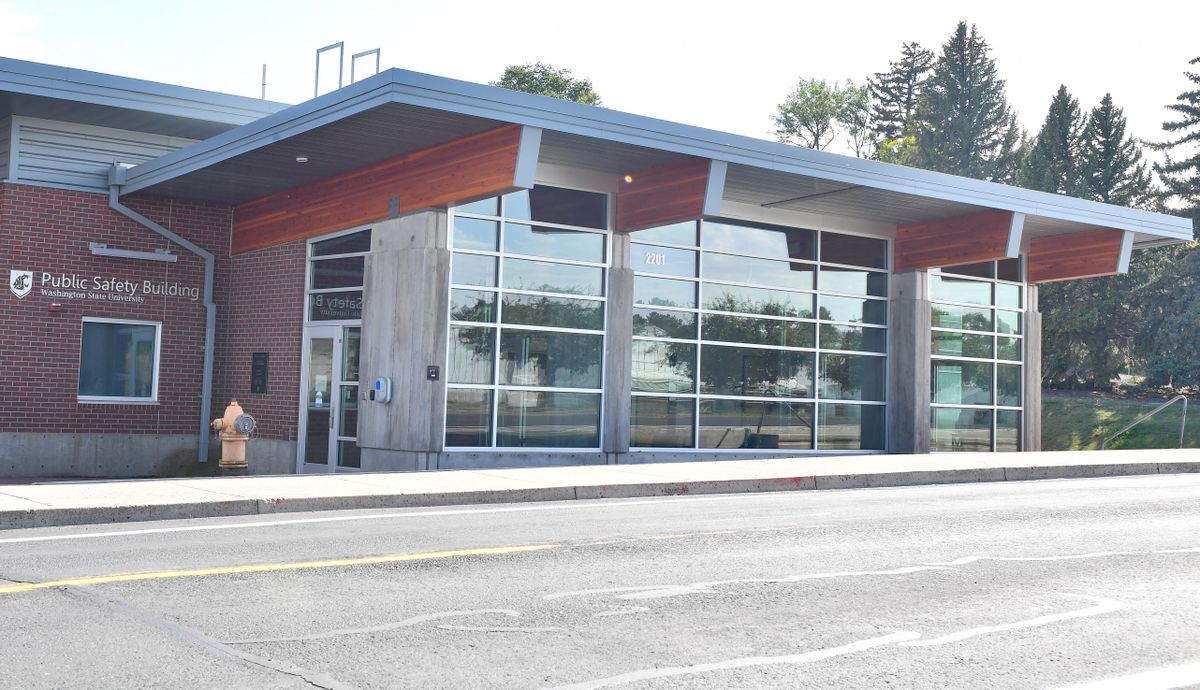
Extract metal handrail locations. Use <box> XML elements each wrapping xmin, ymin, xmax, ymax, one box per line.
<box><xmin>1100</xmin><ymin>395</ymin><xmax>1189</xmax><ymax>450</ymax></box>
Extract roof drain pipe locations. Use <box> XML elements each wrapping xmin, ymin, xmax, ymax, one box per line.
<box><xmin>108</xmin><ymin>164</ymin><xmax>216</xmax><ymax>465</ymax></box>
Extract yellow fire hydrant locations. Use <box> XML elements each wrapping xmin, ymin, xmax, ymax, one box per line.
<box><xmin>211</xmin><ymin>400</ymin><xmax>256</xmax><ymax>475</ymax></box>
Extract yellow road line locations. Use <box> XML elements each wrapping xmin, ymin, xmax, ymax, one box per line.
<box><xmin>0</xmin><ymin>544</ymin><xmax>558</xmax><ymax>595</ymax></box>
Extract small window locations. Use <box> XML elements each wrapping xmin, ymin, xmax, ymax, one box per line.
<box><xmin>78</xmin><ymin>318</ymin><xmax>161</xmax><ymax>403</ymax></box>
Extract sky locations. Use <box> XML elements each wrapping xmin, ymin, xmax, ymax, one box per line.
<box><xmin>2</xmin><ymin>0</ymin><xmax>1197</xmax><ymax>158</ymax></box>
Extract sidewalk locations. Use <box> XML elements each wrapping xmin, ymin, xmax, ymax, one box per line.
<box><xmin>2</xmin><ymin>449</ymin><xmax>1198</xmax><ymax>530</ymax></box>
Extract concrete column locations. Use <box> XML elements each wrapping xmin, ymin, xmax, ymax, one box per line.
<box><xmin>357</xmin><ymin>210</ymin><xmax>450</xmax><ymax>471</ymax></box>
<box><xmin>603</xmin><ymin>232</ymin><xmax>633</xmax><ymax>457</ymax></box>
<box><xmin>1023</xmin><ymin>285</ymin><xmax>1042</xmax><ymax>451</ymax></box>
<box><xmin>887</xmin><ymin>270</ymin><xmax>931</xmax><ymax>454</ymax></box>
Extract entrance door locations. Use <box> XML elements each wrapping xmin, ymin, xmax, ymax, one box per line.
<box><xmin>298</xmin><ymin>325</ymin><xmax>361</xmax><ymax>472</ymax></box>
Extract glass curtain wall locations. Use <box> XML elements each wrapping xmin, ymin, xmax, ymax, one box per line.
<box><xmin>629</xmin><ymin>219</ymin><xmax>888</xmax><ymax>451</ymax></box>
<box><xmin>445</xmin><ymin>186</ymin><xmax>610</xmax><ymax>449</ymax></box>
<box><xmin>929</xmin><ymin>259</ymin><xmax>1024</xmax><ymax>451</ymax></box>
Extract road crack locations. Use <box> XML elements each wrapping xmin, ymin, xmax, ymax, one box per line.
<box><xmin>62</xmin><ymin>587</ymin><xmax>356</xmax><ymax>689</ymax></box>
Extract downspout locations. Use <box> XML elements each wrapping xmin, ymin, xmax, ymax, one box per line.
<box><xmin>108</xmin><ymin>164</ymin><xmax>217</xmax><ymax>463</ymax></box>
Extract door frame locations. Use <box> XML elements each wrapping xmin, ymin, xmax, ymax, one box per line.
<box><xmin>296</xmin><ymin>324</ymin><xmax>345</xmax><ymax>473</ymax></box>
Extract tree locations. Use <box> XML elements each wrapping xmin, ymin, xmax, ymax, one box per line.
<box><xmin>1141</xmin><ymin>56</ymin><xmax>1200</xmax><ymax>388</ymax></box>
<box><xmin>869</xmin><ymin>42</ymin><xmax>934</xmax><ymax>143</ymax></box>
<box><xmin>1018</xmin><ymin>85</ymin><xmax>1084</xmax><ymax>195</ymax></box>
<box><xmin>912</xmin><ymin>22</ymin><xmax>1022</xmax><ymax>182</ymax></box>
<box><xmin>1078</xmin><ymin>94</ymin><xmax>1153</xmax><ymax>207</ymax></box>
<box><xmin>773</xmin><ymin>78</ymin><xmax>871</xmax><ymax>156</ymax></box>
<box><xmin>493</xmin><ymin>63</ymin><xmax>602</xmax><ymax>105</ymax></box>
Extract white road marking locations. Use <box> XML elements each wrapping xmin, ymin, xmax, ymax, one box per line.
<box><xmin>0</xmin><ymin>493</ymin><xmax>815</xmax><ymax>545</ymax></box>
<box><xmin>898</xmin><ymin>594</ymin><xmax>1126</xmax><ymax>647</ymax></box>
<box><xmin>545</xmin><ymin>565</ymin><xmax>959</xmax><ymax>602</ymax></box>
<box><xmin>593</xmin><ymin>606</ymin><xmax>650</xmax><ymax>618</ymax></box>
<box><xmin>226</xmin><ymin>609</ymin><xmax>520</xmax><ymax>644</ymax></box>
<box><xmin>437</xmin><ymin>625</ymin><xmax>565</xmax><ymax>633</ymax></box>
<box><xmin>1052</xmin><ymin>660</ymin><xmax>1200</xmax><ymax>690</ymax></box>
<box><xmin>552</xmin><ymin>630</ymin><xmax>921</xmax><ymax>689</ymax></box>
<box><xmin>928</xmin><ymin>552</ymin><xmax>1135</xmax><ymax>566</ymax></box>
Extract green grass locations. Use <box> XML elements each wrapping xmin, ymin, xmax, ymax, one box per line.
<box><xmin>1042</xmin><ymin>391</ymin><xmax>1199</xmax><ymax>450</ymax></box>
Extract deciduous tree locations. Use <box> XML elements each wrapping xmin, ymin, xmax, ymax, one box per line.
<box><xmin>493</xmin><ymin>63</ymin><xmax>602</xmax><ymax>105</ymax></box>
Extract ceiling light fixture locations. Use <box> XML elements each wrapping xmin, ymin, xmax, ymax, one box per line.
<box><xmin>295</xmin><ymin>155</ymin><xmax>309</xmax><ymax>163</ymax></box>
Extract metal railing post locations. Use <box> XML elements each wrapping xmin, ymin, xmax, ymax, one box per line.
<box><xmin>1100</xmin><ymin>395</ymin><xmax>1190</xmax><ymax>450</ymax></box>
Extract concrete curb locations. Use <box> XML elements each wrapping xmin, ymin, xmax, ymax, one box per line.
<box><xmin>3</xmin><ymin>459</ymin><xmax>1199</xmax><ymax>530</ymax></box>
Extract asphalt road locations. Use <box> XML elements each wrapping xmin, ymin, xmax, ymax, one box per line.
<box><xmin>2</xmin><ymin>474</ymin><xmax>1200</xmax><ymax>689</ymax></box>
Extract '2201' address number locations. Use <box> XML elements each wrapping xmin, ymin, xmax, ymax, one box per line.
<box><xmin>644</xmin><ymin>252</ymin><xmax>667</xmax><ymax>266</ymax></box>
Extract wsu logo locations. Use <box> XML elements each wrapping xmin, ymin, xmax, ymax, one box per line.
<box><xmin>9</xmin><ymin>270</ymin><xmax>33</xmax><ymax>299</ymax></box>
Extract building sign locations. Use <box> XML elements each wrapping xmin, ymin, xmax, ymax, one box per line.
<box><xmin>6</xmin><ymin>270</ymin><xmax>200</xmax><ymax>303</ymax></box>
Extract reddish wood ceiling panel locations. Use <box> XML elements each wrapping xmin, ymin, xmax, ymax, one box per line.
<box><xmin>894</xmin><ymin>210</ymin><xmax>1016</xmax><ymax>271</ymax></box>
<box><xmin>615</xmin><ymin>157</ymin><xmax>712</xmax><ymax>233</ymax></box>
<box><xmin>1027</xmin><ymin>228</ymin><xmax>1124</xmax><ymax>283</ymax></box>
<box><xmin>232</xmin><ymin>124</ymin><xmax>524</xmax><ymax>253</ymax></box>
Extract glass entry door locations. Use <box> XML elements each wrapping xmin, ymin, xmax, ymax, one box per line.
<box><xmin>299</xmin><ymin>325</ymin><xmax>361</xmax><ymax>472</ymax></box>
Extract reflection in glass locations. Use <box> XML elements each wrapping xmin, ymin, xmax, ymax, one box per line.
<box><xmin>932</xmin><ymin>304</ymin><xmax>993</xmax><ymax>331</ymax></box>
<box><xmin>997</xmin><ymin>337</ymin><xmax>1022</xmax><ymax>362</ymax></box>
<box><xmin>997</xmin><ymin>258</ymin><xmax>1022</xmax><ymax>283</ymax></box>
<box><xmin>304</xmin><ymin>337</ymin><xmax>332</xmax><ymax>464</ymax></box>
<box><xmin>702</xmin><ymin>221</ymin><xmax>815</xmax><ymax>261</ymax></box>
<box><xmin>450</xmin><ymin>289</ymin><xmax>497</xmax><ymax>323</ymax></box>
<box><xmin>499</xmin><ymin>330</ymin><xmax>603</xmax><ymax>389</ymax></box>
<box><xmin>312</xmin><ymin>229</ymin><xmax>370</xmax><ymax>256</ymax></box>
<box><xmin>703</xmin><ymin>314</ymin><xmax>815</xmax><ymax>348</ymax></box>
<box><xmin>631</xmin><ymin>396</ymin><xmax>696</xmax><ymax>447</ymax></box>
<box><xmin>342</xmin><ymin>327</ymin><xmax>361</xmax><ymax>381</ymax></box>
<box><xmin>630</xmin><ymin>221</ymin><xmax>698</xmax><ymax>246</ymax></box>
<box><xmin>496</xmin><ymin>391</ymin><xmax>601</xmax><ymax>447</ymax></box>
<box><xmin>309</xmin><ymin>291</ymin><xmax>362</xmax><ymax>321</ymax></box>
<box><xmin>819</xmin><ymin>295</ymin><xmax>887</xmax><ymax>325</ymax></box>
<box><xmin>820</xmin><ymin>233</ymin><xmax>887</xmax><ymax>269</ymax></box>
<box><xmin>932</xmin><ymin>407</ymin><xmax>993</xmax><ymax>452</ymax></box>
<box><xmin>311</xmin><ymin>256</ymin><xmax>365</xmax><ymax>289</ymax></box>
<box><xmin>819</xmin><ymin>267</ymin><xmax>888</xmax><ymax>297</ymax></box>
<box><xmin>698</xmin><ymin>399</ymin><xmax>813</xmax><ymax>450</ymax></box>
<box><xmin>703</xmin><ymin>253</ymin><xmax>815</xmax><ymax>291</ymax></box>
<box><xmin>339</xmin><ymin>385</ymin><xmax>358</xmax><ymax>437</ymax></box>
<box><xmin>932</xmin><ymin>360</ymin><xmax>992</xmax><ymax>405</ymax></box>
<box><xmin>503</xmin><ymin>186</ymin><xmax>607</xmax><ymax>229</ymax></box>
<box><xmin>995</xmin><ymin>283</ymin><xmax>1022</xmax><ymax>308</ymax></box>
<box><xmin>997</xmin><ymin>364</ymin><xmax>1022</xmax><ymax>406</ymax></box>
<box><xmin>633</xmin><ymin>308</ymin><xmax>696</xmax><ymax>339</ymax></box>
<box><xmin>445</xmin><ymin>388</ymin><xmax>493</xmax><ymax>447</ymax></box>
<box><xmin>702</xmin><ymin>283</ymin><xmax>814</xmax><ymax>319</ymax></box>
<box><xmin>821</xmin><ymin>324</ymin><xmax>887</xmax><ymax>353</ymax></box>
<box><xmin>931</xmin><ymin>275</ymin><xmax>992</xmax><ymax>305</ymax></box>
<box><xmin>453</xmin><ymin>217</ymin><xmax>499</xmax><ymax>251</ymax></box>
<box><xmin>504</xmin><ymin>224</ymin><xmax>605</xmax><ymax>263</ymax></box>
<box><xmin>996</xmin><ymin>310</ymin><xmax>1021</xmax><ymax>335</ymax></box>
<box><xmin>337</xmin><ymin>440</ymin><xmax>361</xmax><ymax>468</ymax></box>
<box><xmin>632</xmin><ymin>341</ymin><xmax>695</xmax><ymax>393</ymax></box>
<box><xmin>632</xmin><ymin>243</ymin><xmax>698</xmax><ymax>278</ymax></box>
<box><xmin>455</xmin><ymin>197</ymin><xmax>500</xmax><ymax>217</ymax></box>
<box><xmin>503</xmin><ymin>258</ymin><xmax>604</xmax><ymax>296</ymax></box>
<box><xmin>699</xmin><ymin>345</ymin><xmax>813</xmax><ymax>398</ymax></box>
<box><xmin>451</xmin><ymin>254</ymin><xmax>497</xmax><ymax>287</ymax></box>
<box><xmin>932</xmin><ymin>331</ymin><xmax>992</xmax><ymax>359</ymax></box>
<box><xmin>820</xmin><ymin>354</ymin><xmax>886</xmax><ymax>401</ymax></box>
<box><xmin>818</xmin><ymin>403</ymin><xmax>885</xmax><ymax>450</ymax></box>
<box><xmin>633</xmin><ymin>276</ymin><xmax>696</xmax><ymax>308</ymax></box>
<box><xmin>79</xmin><ymin>321</ymin><xmax>157</xmax><ymax>398</ymax></box>
<box><xmin>448</xmin><ymin>326</ymin><xmax>495</xmax><ymax>385</ymax></box>
<box><xmin>996</xmin><ymin>410</ymin><xmax>1021</xmax><ymax>451</ymax></box>
<box><xmin>501</xmin><ymin>293</ymin><xmax>604</xmax><ymax>330</ymax></box>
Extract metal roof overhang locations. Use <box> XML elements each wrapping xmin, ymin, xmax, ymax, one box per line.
<box><xmin>0</xmin><ymin>56</ymin><xmax>288</xmax><ymax>139</ymax></box>
<box><xmin>121</xmin><ymin>67</ymin><xmax>1194</xmax><ymax>246</ymax></box>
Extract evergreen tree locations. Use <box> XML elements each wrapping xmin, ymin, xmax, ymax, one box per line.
<box><xmin>868</xmin><ymin>42</ymin><xmax>934</xmax><ymax>143</ymax></box>
<box><xmin>1018</xmin><ymin>85</ymin><xmax>1083</xmax><ymax>195</ymax></box>
<box><xmin>1079</xmin><ymin>94</ymin><xmax>1152</xmax><ymax>207</ymax></box>
<box><xmin>1142</xmin><ymin>57</ymin><xmax>1200</xmax><ymax>388</ymax></box>
<box><xmin>912</xmin><ymin>22</ymin><xmax>1022</xmax><ymax>182</ymax></box>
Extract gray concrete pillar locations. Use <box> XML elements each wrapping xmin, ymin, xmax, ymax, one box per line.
<box><xmin>357</xmin><ymin>211</ymin><xmax>450</xmax><ymax>471</ymax></box>
<box><xmin>887</xmin><ymin>270</ymin><xmax>931</xmax><ymax>454</ymax></box>
<box><xmin>1023</xmin><ymin>285</ymin><xmax>1042</xmax><ymax>451</ymax></box>
<box><xmin>603</xmin><ymin>233</ymin><xmax>633</xmax><ymax>455</ymax></box>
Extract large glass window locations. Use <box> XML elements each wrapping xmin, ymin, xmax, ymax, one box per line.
<box><xmin>445</xmin><ymin>186</ymin><xmax>609</xmax><ymax>448</ymax></box>
<box><xmin>307</xmin><ymin>228</ymin><xmax>371</xmax><ymax>322</ymax></box>
<box><xmin>930</xmin><ymin>259</ymin><xmax>1024</xmax><ymax>452</ymax></box>
<box><xmin>630</xmin><ymin>219</ymin><xmax>888</xmax><ymax>452</ymax></box>
<box><xmin>78</xmin><ymin>318</ymin><xmax>160</xmax><ymax>402</ymax></box>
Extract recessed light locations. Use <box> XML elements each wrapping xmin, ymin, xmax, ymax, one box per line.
<box><xmin>623</xmin><ymin>174</ymin><xmax>633</xmax><ymax>184</ymax></box>
<box><xmin>295</xmin><ymin>155</ymin><xmax>309</xmax><ymax>163</ymax></box>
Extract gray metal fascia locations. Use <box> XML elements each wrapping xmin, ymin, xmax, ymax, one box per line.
<box><xmin>123</xmin><ymin>68</ymin><xmax>1193</xmax><ymax>241</ymax></box>
<box><xmin>0</xmin><ymin>56</ymin><xmax>287</xmax><ymax>125</ymax></box>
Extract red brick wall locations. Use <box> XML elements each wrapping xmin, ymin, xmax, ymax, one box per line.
<box><xmin>0</xmin><ymin>182</ymin><xmax>306</xmax><ymax>443</ymax></box>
